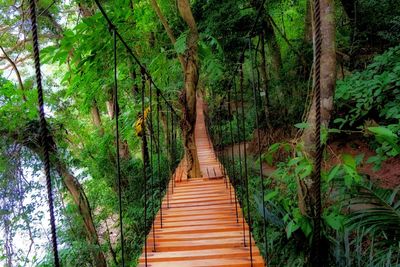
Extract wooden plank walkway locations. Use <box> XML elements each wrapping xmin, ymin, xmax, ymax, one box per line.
<box><xmin>138</xmin><ymin>97</ymin><xmax>265</xmax><ymax>266</ymax></box>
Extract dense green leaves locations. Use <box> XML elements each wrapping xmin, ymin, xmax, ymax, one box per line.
<box><xmin>335</xmin><ymin>46</ymin><xmax>400</xmax><ymax>128</ymax></box>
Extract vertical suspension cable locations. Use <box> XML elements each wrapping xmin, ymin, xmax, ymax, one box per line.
<box><xmin>228</xmin><ymin>86</ymin><xmax>239</xmax><ymax>223</ymax></box>
<box><xmin>140</xmin><ymin>68</ymin><xmax>148</xmax><ymax>267</ymax></box>
<box><xmin>28</xmin><ymin>1</ymin><xmax>60</xmax><ymax>266</ymax></box>
<box><xmin>149</xmin><ymin>79</ymin><xmax>156</xmax><ymax>252</ymax></box>
<box><xmin>156</xmin><ymin>91</ymin><xmax>163</xmax><ymax>229</ymax></box>
<box><xmin>166</xmin><ymin>108</ymin><xmax>170</xmax><ymax>208</ymax></box>
<box><xmin>249</xmin><ymin>38</ymin><xmax>268</xmax><ymax>263</ymax></box>
<box><xmin>217</xmin><ymin>113</ymin><xmax>227</xmax><ymax>184</ymax></box>
<box><xmin>312</xmin><ymin>0</ymin><xmax>322</xmax><ymax>265</ymax></box>
<box><xmin>239</xmin><ymin>58</ymin><xmax>254</xmax><ymax>266</ymax></box>
<box><xmin>171</xmin><ymin>108</ymin><xmax>175</xmax><ymax>193</ymax></box>
<box><xmin>113</xmin><ymin>28</ymin><xmax>125</xmax><ymax>267</ymax></box>
<box><xmin>220</xmin><ymin>122</ymin><xmax>228</xmax><ymax>184</ymax></box>
<box><xmin>233</xmin><ymin>74</ymin><xmax>247</xmax><ymax>245</ymax></box>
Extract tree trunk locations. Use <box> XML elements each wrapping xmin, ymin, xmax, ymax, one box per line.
<box><xmin>3</xmin><ymin>216</ymin><xmax>13</xmax><ymax>267</ymax></box>
<box><xmin>55</xmin><ymin>160</ymin><xmax>107</xmax><ymax>267</ymax></box>
<box><xmin>105</xmin><ymin>90</ymin><xmax>131</xmax><ymax>159</ymax></box>
<box><xmin>304</xmin><ymin>0</ymin><xmax>313</xmax><ymax>44</ymax></box>
<box><xmin>259</xmin><ymin>32</ymin><xmax>272</xmax><ymax>129</ymax></box>
<box><xmin>105</xmin><ymin>220</ymin><xmax>118</xmax><ymax>266</ymax></box>
<box><xmin>300</xmin><ymin>0</ymin><xmax>336</xmax><ymax>214</ymax></box>
<box><xmin>177</xmin><ymin>0</ymin><xmax>201</xmax><ymax>178</ymax></box>
<box><xmin>149</xmin><ymin>0</ymin><xmax>185</xmax><ymax>69</ymax></box>
<box><xmin>265</xmin><ymin>23</ymin><xmax>282</xmax><ymax>80</ymax></box>
<box><xmin>150</xmin><ymin>0</ymin><xmax>201</xmax><ymax>177</ymax></box>
<box><xmin>91</xmin><ymin>100</ymin><xmax>104</xmax><ymax>136</ymax></box>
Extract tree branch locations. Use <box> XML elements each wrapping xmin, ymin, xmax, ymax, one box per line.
<box><xmin>149</xmin><ymin>0</ymin><xmax>185</xmax><ymax>69</ymax></box>
<box><xmin>267</xmin><ymin>15</ymin><xmax>308</xmax><ymax>67</ymax></box>
<box><xmin>0</xmin><ymin>45</ymin><xmax>26</xmax><ymax>100</ymax></box>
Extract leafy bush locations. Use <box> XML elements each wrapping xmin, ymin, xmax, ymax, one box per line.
<box><xmin>335</xmin><ymin>45</ymin><xmax>400</xmax><ymax>128</ymax></box>
<box><xmin>335</xmin><ymin>46</ymin><xmax>400</xmax><ymax>167</ymax></box>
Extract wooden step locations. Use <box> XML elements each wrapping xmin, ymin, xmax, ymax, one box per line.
<box><xmin>140</xmin><ymin>247</ymin><xmax>258</xmax><ymax>262</ymax></box>
<box><xmin>138</xmin><ymin>256</ymin><xmax>265</xmax><ymax>267</ymax></box>
<box><xmin>146</xmin><ymin>237</ymin><xmax>255</xmax><ymax>252</ymax></box>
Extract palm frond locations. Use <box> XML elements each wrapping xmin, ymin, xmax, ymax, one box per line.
<box><xmin>254</xmin><ymin>194</ymin><xmax>285</xmax><ymax>228</ymax></box>
<box><xmin>346</xmin><ymin>183</ymin><xmax>400</xmax><ymax>239</ymax></box>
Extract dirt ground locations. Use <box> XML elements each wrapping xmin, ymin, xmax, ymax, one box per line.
<box><xmin>328</xmin><ymin>139</ymin><xmax>400</xmax><ymax>188</ymax></box>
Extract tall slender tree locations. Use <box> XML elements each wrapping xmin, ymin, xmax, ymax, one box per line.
<box><xmin>300</xmin><ymin>1</ymin><xmax>336</xmax><ymax>264</ymax></box>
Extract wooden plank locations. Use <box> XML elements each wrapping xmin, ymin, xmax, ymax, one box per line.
<box><xmin>140</xmin><ymin>247</ymin><xmax>259</xmax><ymax>262</ymax></box>
<box><xmin>138</xmin><ymin>256</ymin><xmax>265</xmax><ymax>267</ymax></box>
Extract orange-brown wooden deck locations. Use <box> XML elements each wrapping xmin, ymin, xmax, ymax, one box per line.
<box><xmin>138</xmin><ymin>97</ymin><xmax>265</xmax><ymax>266</ymax></box>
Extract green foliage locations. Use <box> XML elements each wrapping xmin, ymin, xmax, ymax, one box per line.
<box><xmin>247</xmin><ymin>141</ymin><xmax>399</xmax><ymax>266</ymax></box>
<box><xmin>347</xmin><ymin>184</ymin><xmax>400</xmax><ymax>239</ymax></box>
<box><xmin>335</xmin><ymin>46</ymin><xmax>400</xmax><ymax>169</ymax></box>
<box><xmin>352</xmin><ymin>0</ymin><xmax>400</xmax><ymax>45</ymax></box>
<box><xmin>335</xmin><ymin>45</ymin><xmax>400</xmax><ymax>127</ymax></box>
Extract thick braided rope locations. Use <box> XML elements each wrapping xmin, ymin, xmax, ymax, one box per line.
<box><xmin>312</xmin><ymin>0</ymin><xmax>323</xmax><ymax>265</ymax></box>
<box><xmin>28</xmin><ymin>1</ymin><xmax>60</xmax><ymax>266</ymax></box>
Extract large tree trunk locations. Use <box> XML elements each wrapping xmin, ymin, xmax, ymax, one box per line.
<box><xmin>55</xmin><ymin>160</ymin><xmax>107</xmax><ymax>267</ymax></box>
<box><xmin>177</xmin><ymin>0</ymin><xmax>201</xmax><ymax>178</ymax></box>
<box><xmin>149</xmin><ymin>0</ymin><xmax>201</xmax><ymax>177</ymax></box>
<box><xmin>300</xmin><ymin>0</ymin><xmax>336</xmax><ymax>215</ymax></box>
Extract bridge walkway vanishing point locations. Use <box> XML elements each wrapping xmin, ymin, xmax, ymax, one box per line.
<box><xmin>138</xmin><ymin>97</ymin><xmax>265</xmax><ymax>267</ymax></box>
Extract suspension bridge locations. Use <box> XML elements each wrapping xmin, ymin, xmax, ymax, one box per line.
<box><xmin>138</xmin><ymin>97</ymin><xmax>264</xmax><ymax>266</ymax></box>
<box><xmin>26</xmin><ymin>0</ymin><xmax>326</xmax><ymax>265</ymax></box>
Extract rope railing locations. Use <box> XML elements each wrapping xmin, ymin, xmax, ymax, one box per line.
<box><xmin>311</xmin><ymin>0</ymin><xmax>323</xmax><ymax>265</ymax></box>
<box><xmin>208</xmin><ymin>4</ymin><xmax>271</xmax><ymax>262</ymax></box>
<box><xmin>91</xmin><ymin>1</ymin><xmax>183</xmax><ymax>266</ymax></box>
<box><xmin>28</xmin><ymin>0</ymin><xmax>60</xmax><ymax>266</ymax></box>
<box><xmin>249</xmin><ymin>37</ymin><xmax>268</xmax><ymax>258</ymax></box>
<box><xmin>206</xmin><ymin>1</ymin><xmax>324</xmax><ymax>266</ymax></box>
